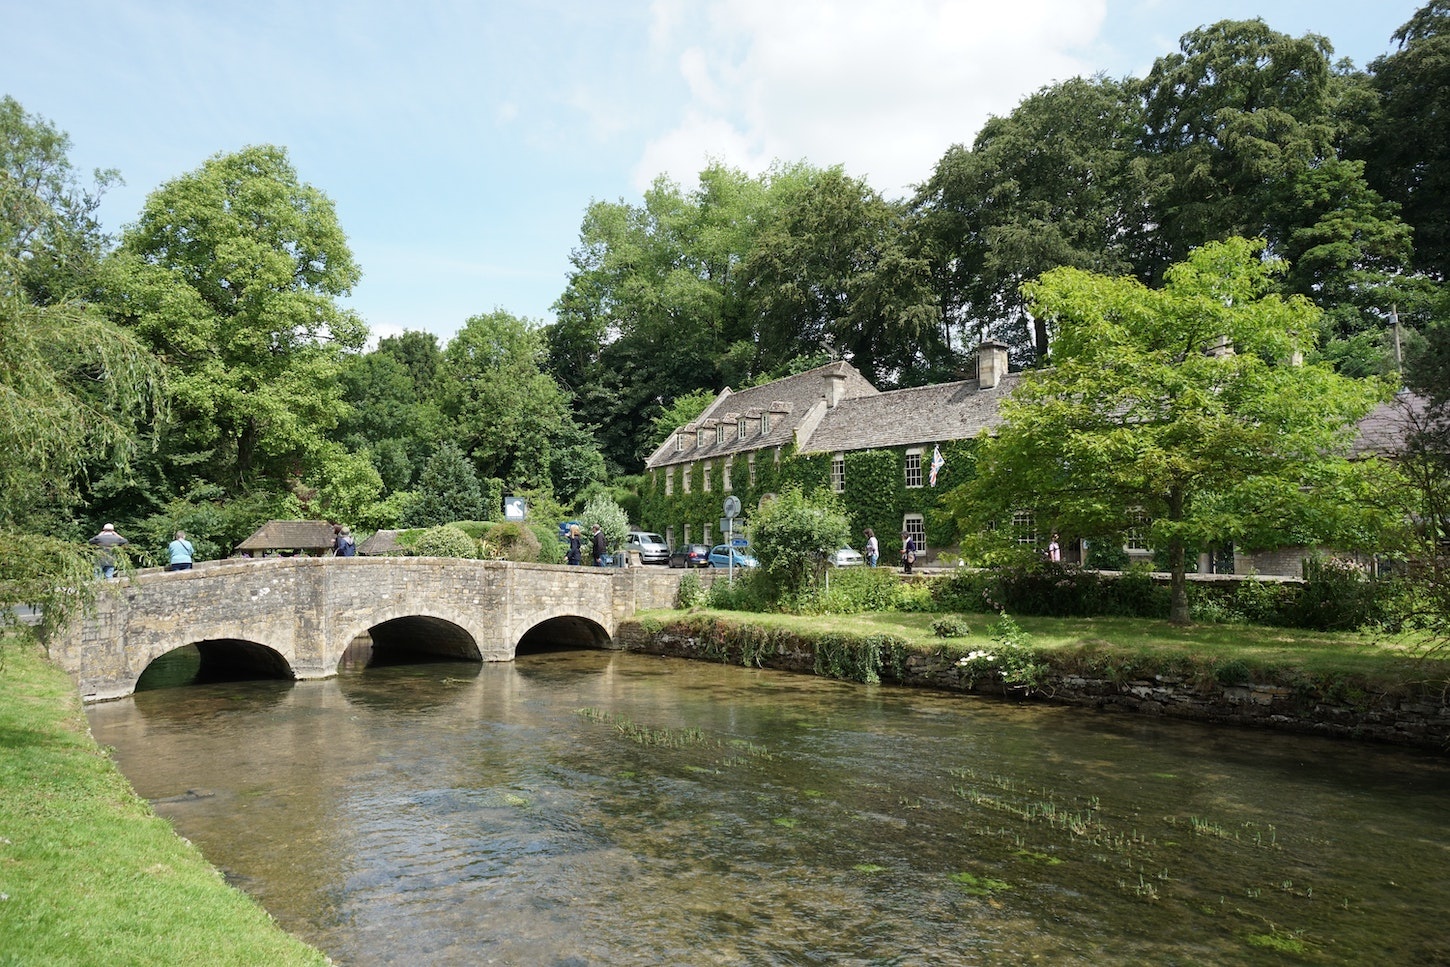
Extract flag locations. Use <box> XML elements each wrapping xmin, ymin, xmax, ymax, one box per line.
<box><xmin>929</xmin><ymin>444</ymin><xmax>945</xmax><ymax>487</ymax></box>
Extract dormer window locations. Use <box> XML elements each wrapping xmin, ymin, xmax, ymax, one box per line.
<box><xmin>762</xmin><ymin>412</ymin><xmax>771</xmax><ymax>434</ymax></box>
<box><xmin>738</xmin><ymin>420</ymin><xmax>747</xmax><ymax>440</ymax></box>
<box><xmin>717</xmin><ymin>424</ymin><xmax>725</xmax><ymax>444</ymax></box>
<box><xmin>698</xmin><ymin>428</ymin><xmax>707</xmax><ymax>448</ymax></box>
<box><xmin>675</xmin><ymin>432</ymin><xmax>683</xmax><ymax>453</ymax></box>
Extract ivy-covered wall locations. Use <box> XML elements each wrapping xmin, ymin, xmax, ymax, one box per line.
<box><xmin>639</xmin><ymin>438</ymin><xmax>978</xmax><ymax>558</ymax></box>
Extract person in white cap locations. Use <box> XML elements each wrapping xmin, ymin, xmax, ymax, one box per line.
<box><xmin>88</xmin><ymin>523</ymin><xmax>129</xmax><ymax>578</ymax></box>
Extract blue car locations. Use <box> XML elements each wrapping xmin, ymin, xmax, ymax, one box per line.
<box><xmin>708</xmin><ymin>544</ymin><xmax>758</xmax><ymax>568</ymax></box>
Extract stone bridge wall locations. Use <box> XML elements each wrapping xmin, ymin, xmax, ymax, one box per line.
<box><xmin>50</xmin><ymin>557</ymin><xmax>692</xmax><ymax>701</ymax></box>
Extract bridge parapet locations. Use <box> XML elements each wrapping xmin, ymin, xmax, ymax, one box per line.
<box><xmin>50</xmin><ymin>557</ymin><xmax>696</xmax><ymax>701</ymax></box>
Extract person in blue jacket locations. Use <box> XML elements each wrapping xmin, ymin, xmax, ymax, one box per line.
<box><xmin>168</xmin><ymin>530</ymin><xmax>195</xmax><ymax>571</ymax></box>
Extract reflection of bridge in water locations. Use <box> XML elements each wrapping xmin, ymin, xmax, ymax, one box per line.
<box><xmin>50</xmin><ymin>557</ymin><xmax>689</xmax><ymax>701</ymax></box>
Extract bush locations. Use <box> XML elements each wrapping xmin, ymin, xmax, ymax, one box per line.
<box><xmin>675</xmin><ymin>571</ymin><xmax>704</xmax><ymax>609</ymax></box>
<box><xmin>705</xmin><ymin>570</ymin><xmax>772</xmax><ymax>612</ymax></box>
<box><xmin>751</xmin><ymin>487</ymin><xmax>850</xmax><ymax>598</ymax></box>
<box><xmin>484</xmin><ymin>521</ymin><xmax>542</xmax><ymax>562</ymax></box>
<box><xmin>796</xmin><ymin>567</ymin><xmax>901</xmax><ymax>615</ymax></box>
<box><xmin>411</xmin><ymin>525</ymin><xmax>479</xmax><ymax>559</ymax></box>
<box><xmin>931</xmin><ymin>615</ymin><xmax>971</xmax><ymax>638</ymax></box>
<box><xmin>1292</xmin><ymin>556</ymin><xmax>1385</xmax><ymax>631</ymax></box>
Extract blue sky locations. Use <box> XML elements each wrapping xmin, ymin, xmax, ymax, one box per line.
<box><xmin>3</xmin><ymin>1</ymin><xmax>1426</xmax><ymax>344</ymax></box>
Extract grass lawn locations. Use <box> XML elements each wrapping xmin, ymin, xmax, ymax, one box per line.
<box><xmin>640</xmin><ymin>608</ymin><xmax>1450</xmax><ymax>691</ymax></box>
<box><xmin>0</xmin><ymin>636</ymin><xmax>328</xmax><ymax>967</ymax></box>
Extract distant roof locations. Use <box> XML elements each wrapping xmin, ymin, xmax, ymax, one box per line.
<box><xmin>800</xmin><ymin>372</ymin><xmax>1023</xmax><ymax>454</ymax></box>
<box><xmin>646</xmin><ymin>361</ymin><xmax>878</xmax><ymax>469</ymax></box>
<box><xmin>236</xmin><ymin>520</ymin><xmax>337</xmax><ymax>552</ymax></box>
<box><xmin>357</xmin><ymin>529</ymin><xmax>405</xmax><ymax>556</ymax></box>
<box><xmin>1350</xmin><ymin>390</ymin><xmax>1432</xmax><ymax>458</ymax></box>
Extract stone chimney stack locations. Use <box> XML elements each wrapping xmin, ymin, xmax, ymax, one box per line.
<box><xmin>823</xmin><ymin>367</ymin><xmax>847</xmax><ymax>408</ymax></box>
<box><xmin>976</xmin><ymin>340</ymin><xmax>1009</xmax><ymax>389</ymax></box>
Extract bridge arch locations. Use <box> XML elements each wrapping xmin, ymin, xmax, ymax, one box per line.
<box><xmin>342</xmin><ymin>613</ymin><xmax>483</xmax><ymax>668</ymax></box>
<box><xmin>134</xmin><ymin>638</ymin><xmax>295</xmax><ymax>691</ymax></box>
<box><xmin>514</xmin><ymin>606</ymin><xmax>614</xmax><ymax>655</ymax></box>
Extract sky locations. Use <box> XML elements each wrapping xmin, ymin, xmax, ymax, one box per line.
<box><xmin>3</xmin><ymin>1</ymin><xmax>1428</xmax><ymax>345</ymax></box>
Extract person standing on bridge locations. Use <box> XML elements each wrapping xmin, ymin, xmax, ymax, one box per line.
<box><xmin>88</xmin><ymin>523</ymin><xmax>129</xmax><ymax>579</ymax></box>
<box><xmin>591</xmin><ymin>523</ymin><xmax>606</xmax><ymax>566</ymax></box>
<box><xmin>334</xmin><ymin>526</ymin><xmax>357</xmax><ymax>557</ymax></box>
<box><xmin>566</xmin><ymin>524</ymin><xmax>583</xmax><ymax>566</ymax></box>
<box><xmin>168</xmin><ymin>530</ymin><xmax>195</xmax><ymax>571</ymax></box>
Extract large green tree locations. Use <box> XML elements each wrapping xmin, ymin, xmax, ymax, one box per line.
<box><xmin>911</xmin><ymin>76</ymin><xmax>1146</xmax><ymax>365</ymax></box>
<box><xmin>950</xmin><ymin>238</ymin><xmax>1397</xmax><ymax>624</ymax></box>
<box><xmin>104</xmin><ymin>145</ymin><xmax>365</xmax><ymax>500</ymax></box>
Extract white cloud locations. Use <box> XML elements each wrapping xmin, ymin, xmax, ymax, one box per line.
<box><xmin>636</xmin><ymin>0</ymin><xmax>1108</xmax><ymax>196</ymax></box>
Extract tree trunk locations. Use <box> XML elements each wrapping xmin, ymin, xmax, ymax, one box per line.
<box><xmin>1168</xmin><ymin>486</ymin><xmax>1189</xmax><ymax>625</ymax></box>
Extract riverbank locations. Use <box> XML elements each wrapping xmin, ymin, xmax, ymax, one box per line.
<box><xmin>0</xmin><ymin>637</ymin><xmax>329</xmax><ymax>965</ymax></box>
<box><xmin>621</xmin><ymin>609</ymin><xmax>1450</xmax><ymax>750</ymax></box>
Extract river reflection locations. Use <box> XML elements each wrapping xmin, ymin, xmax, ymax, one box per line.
<box><xmin>87</xmin><ymin>649</ymin><xmax>1450</xmax><ymax>965</ymax></box>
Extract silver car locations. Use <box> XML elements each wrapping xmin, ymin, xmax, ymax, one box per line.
<box><xmin>627</xmin><ymin>531</ymin><xmax>670</xmax><ymax>565</ymax></box>
<box><xmin>828</xmin><ymin>547</ymin><xmax>864</xmax><ymax>567</ymax></box>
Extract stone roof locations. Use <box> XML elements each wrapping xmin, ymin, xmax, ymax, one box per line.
<box><xmin>645</xmin><ymin>361</ymin><xmax>878</xmax><ymax>469</ymax></box>
<box><xmin>357</xmin><ymin>529</ymin><xmax>406</xmax><ymax>556</ymax></box>
<box><xmin>236</xmin><ymin>520</ymin><xmax>338</xmax><ymax>553</ymax></box>
<box><xmin>799</xmin><ymin>372</ymin><xmax>1023</xmax><ymax>454</ymax></box>
<box><xmin>1350</xmin><ymin>390</ymin><xmax>1431</xmax><ymax>458</ymax></box>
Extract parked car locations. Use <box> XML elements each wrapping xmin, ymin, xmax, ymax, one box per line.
<box><xmin>669</xmin><ymin>544</ymin><xmax>711</xmax><ymax>568</ymax></box>
<box><xmin>709</xmin><ymin>544</ymin><xmax>759</xmax><ymax>568</ymax></box>
<box><xmin>828</xmin><ymin>547</ymin><xmax>864</xmax><ymax>567</ymax></box>
<box><xmin>626</xmin><ymin>531</ymin><xmax>670</xmax><ymax>565</ymax></box>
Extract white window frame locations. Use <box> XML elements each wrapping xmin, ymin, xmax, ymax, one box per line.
<box><xmin>666</xmin><ymin>526</ymin><xmax>675</xmax><ymax>548</ymax></box>
<box><xmin>1012</xmin><ymin>509</ymin><xmax>1037</xmax><ymax>547</ymax></box>
<box><xmin>684</xmin><ymin>524</ymin><xmax>691</xmax><ymax>545</ymax></box>
<box><xmin>697</xmin><ymin>429</ymin><xmax>707</xmax><ymax>448</ymax></box>
<box><xmin>717</xmin><ymin>424</ymin><xmax>726</xmax><ymax>444</ymax></box>
<box><xmin>675</xmin><ymin>432</ymin><xmax>683</xmax><ymax>453</ymax></box>
<box><xmin>683</xmin><ymin>464</ymin><xmax>692</xmax><ymax>494</ymax></box>
<box><xmin>831</xmin><ymin>452</ymin><xmax>845</xmax><ymax>493</ymax></box>
<box><xmin>762</xmin><ymin>412</ymin><xmax>771</xmax><ymax>434</ymax></box>
<box><xmin>748</xmin><ymin>453</ymin><xmax>757</xmax><ymax>486</ymax></box>
<box><xmin>1126</xmin><ymin>509</ymin><xmax>1150</xmax><ymax>551</ymax></box>
<box><xmin>904</xmin><ymin>448</ymin><xmax>923</xmax><ymax>489</ymax></box>
<box><xmin>703</xmin><ymin>461</ymin><xmax>712</xmax><ymax>493</ymax></box>
<box><xmin>665</xmin><ymin>467</ymin><xmax>674</xmax><ymax>496</ymax></box>
<box><xmin>703</xmin><ymin>522</ymin><xmax>712</xmax><ymax>546</ymax></box>
<box><xmin>723</xmin><ymin>458</ymin><xmax>732</xmax><ymax>491</ymax></box>
<box><xmin>738</xmin><ymin>420</ymin><xmax>748</xmax><ymax>441</ymax></box>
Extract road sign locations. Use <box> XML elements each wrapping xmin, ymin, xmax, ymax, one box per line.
<box><xmin>723</xmin><ymin>495</ymin><xmax>741</xmax><ymax>519</ymax></box>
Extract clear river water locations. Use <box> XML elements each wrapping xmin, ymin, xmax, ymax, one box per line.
<box><xmin>86</xmin><ymin>646</ymin><xmax>1450</xmax><ymax>966</ymax></box>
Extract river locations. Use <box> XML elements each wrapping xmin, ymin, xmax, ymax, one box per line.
<box><xmin>86</xmin><ymin>647</ymin><xmax>1450</xmax><ymax>965</ymax></box>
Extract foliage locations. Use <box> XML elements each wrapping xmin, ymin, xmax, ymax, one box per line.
<box><xmin>105</xmin><ymin>144</ymin><xmax>364</xmax><ymax>499</ymax></box>
<box><xmin>580</xmin><ymin>493</ymin><xmax>629</xmax><ymax>555</ymax></box>
<box><xmin>481</xmin><ymin>520</ymin><xmax>542</xmax><ymax>562</ymax></box>
<box><xmin>704</xmin><ymin>570</ymin><xmax>773</xmax><ymax>612</ymax></box>
<box><xmin>675</xmin><ymin>571</ymin><xmax>704</xmax><ymax>609</ymax></box>
<box><xmin>749</xmin><ymin>487</ymin><xmax>851</xmax><ymax>597</ymax></box>
<box><xmin>410</xmin><ymin>524</ymin><xmax>479</xmax><ymax>559</ymax></box>
<box><xmin>812</xmin><ymin>632</ymin><xmax>911</xmax><ymax>685</ymax></box>
<box><xmin>413</xmin><ymin>442</ymin><xmax>484</xmax><ymax>526</ymax></box>
<box><xmin>951</xmin><ymin>238</ymin><xmax>1397</xmax><ymax>624</ymax></box>
<box><xmin>954</xmin><ymin>612</ymin><xmax>1048</xmax><ymax>693</ymax></box>
<box><xmin>932</xmin><ymin>615</ymin><xmax>971</xmax><ymax>638</ymax></box>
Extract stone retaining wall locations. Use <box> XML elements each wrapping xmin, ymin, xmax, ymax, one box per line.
<box><xmin>616</xmin><ymin>619</ymin><xmax>1450</xmax><ymax>752</ymax></box>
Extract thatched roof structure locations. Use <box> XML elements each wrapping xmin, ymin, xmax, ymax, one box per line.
<box><xmin>236</xmin><ymin>520</ymin><xmax>337</xmax><ymax>555</ymax></box>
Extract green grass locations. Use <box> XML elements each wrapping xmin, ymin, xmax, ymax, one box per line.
<box><xmin>639</xmin><ymin>608</ymin><xmax>1449</xmax><ymax>693</ymax></box>
<box><xmin>0</xmin><ymin>637</ymin><xmax>328</xmax><ymax>967</ymax></box>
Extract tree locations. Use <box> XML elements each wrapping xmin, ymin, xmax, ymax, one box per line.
<box><xmin>912</xmin><ymin>76</ymin><xmax>1145</xmax><ymax>365</ymax></box>
<box><xmin>950</xmin><ymin>238</ymin><xmax>1397</xmax><ymax>624</ymax></box>
<box><xmin>440</xmin><ymin>310</ymin><xmax>603</xmax><ymax>501</ymax></box>
<box><xmin>104</xmin><ymin>145</ymin><xmax>365</xmax><ymax>497</ymax></box>
<box><xmin>750</xmin><ymin>487</ymin><xmax>851</xmax><ymax>598</ymax></box>
<box><xmin>579</xmin><ymin>493</ymin><xmax>629</xmax><ymax>560</ymax></box>
<box><xmin>413</xmin><ymin>442</ymin><xmax>484</xmax><ymax>526</ymax></box>
<box><xmin>1365</xmin><ymin>3</ymin><xmax>1450</xmax><ymax>279</ymax></box>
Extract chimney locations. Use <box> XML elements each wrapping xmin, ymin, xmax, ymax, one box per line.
<box><xmin>976</xmin><ymin>340</ymin><xmax>1009</xmax><ymax>389</ymax></box>
<box><xmin>823</xmin><ymin>368</ymin><xmax>847</xmax><ymax>408</ymax></box>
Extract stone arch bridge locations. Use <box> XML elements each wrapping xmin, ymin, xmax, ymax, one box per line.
<box><xmin>50</xmin><ymin>557</ymin><xmax>692</xmax><ymax>702</ymax></box>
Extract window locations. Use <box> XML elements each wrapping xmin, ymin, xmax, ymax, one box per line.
<box><xmin>723</xmin><ymin>458</ymin><xmax>732</xmax><ymax>491</ymax></box>
<box><xmin>684</xmin><ymin>524</ymin><xmax>691</xmax><ymax>545</ymax></box>
<box><xmin>703</xmin><ymin>522</ymin><xmax>712</xmax><ymax>546</ymax></box>
<box><xmin>675</xmin><ymin>432</ymin><xmax>683</xmax><ymax>453</ymax></box>
<box><xmin>1012</xmin><ymin>509</ymin><xmax>1037</xmax><ymax>546</ymax></box>
<box><xmin>748</xmin><ymin>453</ymin><xmax>757</xmax><ymax>486</ymax></box>
<box><xmin>738</xmin><ymin>420</ymin><xmax>747</xmax><ymax>440</ymax></box>
<box><xmin>904</xmin><ymin>449</ymin><xmax>923</xmax><ymax>488</ymax></box>
<box><xmin>1126</xmin><ymin>510</ymin><xmax>1150</xmax><ymax>550</ymax></box>
<box><xmin>903</xmin><ymin>514</ymin><xmax>926</xmax><ymax>557</ymax></box>
<box><xmin>717</xmin><ymin>424</ymin><xmax>726</xmax><ymax>444</ymax></box>
<box><xmin>703</xmin><ymin>461</ymin><xmax>712</xmax><ymax>492</ymax></box>
<box><xmin>665</xmin><ymin>467</ymin><xmax>674</xmax><ymax>496</ymax></box>
<box><xmin>762</xmin><ymin>412</ymin><xmax>771</xmax><ymax>434</ymax></box>
<box><xmin>683</xmin><ymin>465</ymin><xmax>692</xmax><ymax>494</ymax></box>
<box><xmin>666</xmin><ymin>526</ymin><xmax>675</xmax><ymax>548</ymax></box>
<box><xmin>698</xmin><ymin>429</ymin><xmax>708</xmax><ymax>448</ymax></box>
<box><xmin>831</xmin><ymin>453</ymin><xmax>845</xmax><ymax>493</ymax></box>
